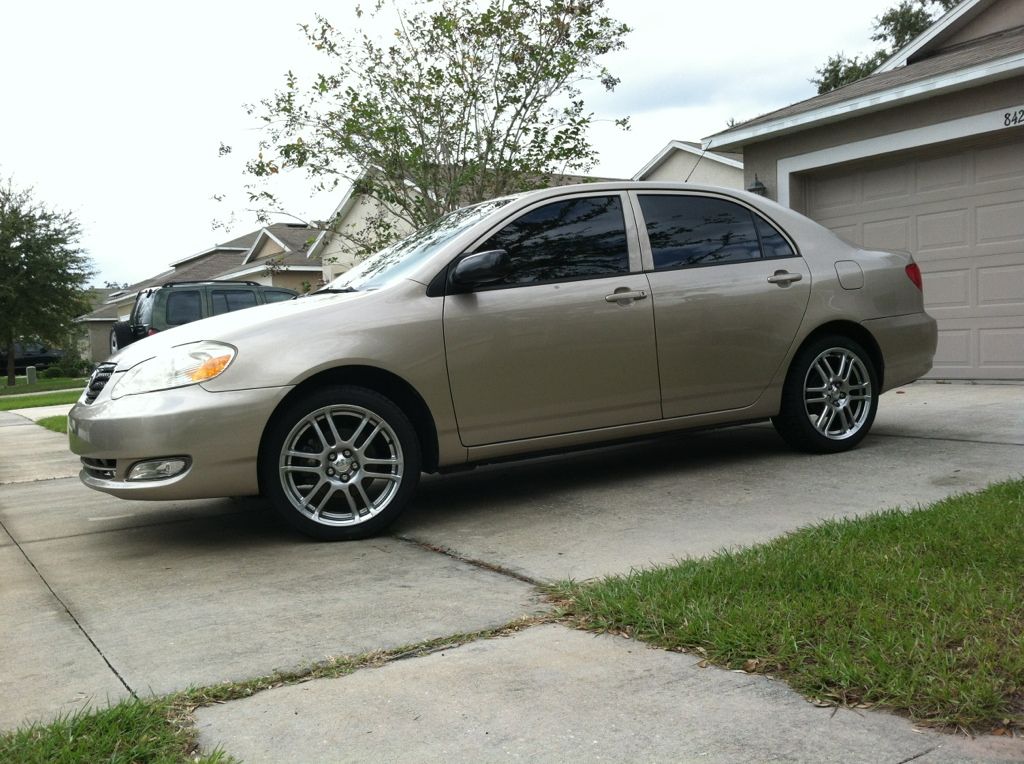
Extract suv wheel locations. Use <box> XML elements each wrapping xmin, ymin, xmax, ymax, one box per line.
<box><xmin>260</xmin><ymin>385</ymin><xmax>422</xmax><ymax>541</ymax></box>
<box><xmin>110</xmin><ymin>322</ymin><xmax>134</xmax><ymax>354</ymax></box>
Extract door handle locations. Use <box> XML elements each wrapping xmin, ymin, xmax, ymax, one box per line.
<box><xmin>604</xmin><ymin>289</ymin><xmax>648</xmax><ymax>303</ymax></box>
<box><xmin>767</xmin><ymin>270</ymin><xmax>803</xmax><ymax>286</ymax></box>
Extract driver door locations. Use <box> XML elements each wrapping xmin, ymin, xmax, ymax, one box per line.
<box><xmin>443</xmin><ymin>193</ymin><xmax>662</xmax><ymax>447</ymax></box>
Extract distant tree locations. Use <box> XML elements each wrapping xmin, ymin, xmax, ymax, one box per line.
<box><xmin>103</xmin><ymin>280</ymin><xmax>129</xmax><ymax>289</ymax></box>
<box><xmin>812</xmin><ymin>0</ymin><xmax>959</xmax><ymax>94</ymax></box>
<box><xmin>0</xmin><ymin>179</ymin><xmax>93</xmax><ymax>385</ymax></box>
<box><xmin>238</xmin><ymin>0</ymin><xmax>630</xmax><ymax>254</ymax></box>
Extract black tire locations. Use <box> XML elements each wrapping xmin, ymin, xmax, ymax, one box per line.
<box><xmin>260</xmin><ymin>385</ymin><xmax>421</xmax><ymax>541</ymax></box>
<box><xmin>110</xmin><ymin>322</ymin><xmax>134</xmax><ymax>354</ymax></box>
<box><xmin>771</xmin><ymin>335</ymin><xmax>879</xmax><ymax>454</ymax></box>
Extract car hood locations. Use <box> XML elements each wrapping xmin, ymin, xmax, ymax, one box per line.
<box><xmin>108</xmin><ymin>291</ymin><xmax>367</xmax><ymax>370</ymax></box>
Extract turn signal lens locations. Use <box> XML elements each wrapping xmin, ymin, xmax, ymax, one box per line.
<box><xmin>905</xmin><ymin>263</ymin><xmax>923</xmax><ymax>291</ymax></box>
<box><xmin>189</xmin><ymin>354</ymin><xmax>232</xmax><ymax>382</ymax></box>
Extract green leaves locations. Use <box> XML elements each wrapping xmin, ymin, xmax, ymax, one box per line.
<box><xmin>245</xmin><ymin>0</ymin><xmax>630</xmax><ymax>255</ymax></box>
<box><xmin>0</xmin><ymin>179</ymin><xmax>94</xmax><ymax>384</ymax></box>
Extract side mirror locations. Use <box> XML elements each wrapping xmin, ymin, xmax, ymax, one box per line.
<box><xmin>450</xmin><ymin>249</ymin><xmax>510</xmax><ymax>290</ymax></box>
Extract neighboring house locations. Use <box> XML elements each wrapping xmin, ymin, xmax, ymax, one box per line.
<box><xmin>212</xmin><ymin>223</ymin><xmax>327</xmax><ymax>292</ymax></box>
<box><xmin>704</xmin><ymin>0</ymin><xmax>1024</xmax><ymax>380</ymax></box>
<box><xmin>632</xmin><ymin>140</ymin><xmax>744</xmax><ymax>187</ymax></box>
<box><xmin>77</xmin><ymin>225</ymin><xmax>325</xmax><ymax>362</ymax></box>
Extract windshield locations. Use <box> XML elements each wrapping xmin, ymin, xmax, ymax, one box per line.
<box><xmin>324</xmin><ymin>197</ymin><xmax>513</xmax><ymax>292</ymax></box>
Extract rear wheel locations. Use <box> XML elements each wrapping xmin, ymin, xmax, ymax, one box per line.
<box><xmin>772</xmin><ymin>335</ymin><xmax>878</xmax><ymax>453</ymax></box>
<box><xmin>110</xmin><ymin>322</ymin><xmax>133</xmax><ymax>354</ymax></box>
<box><xmin>260</xmin><ymin>385</ymin><xmax>421</xmax><ymax>541</ymax></box>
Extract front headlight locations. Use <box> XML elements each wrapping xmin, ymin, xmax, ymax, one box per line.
<box><xmin>111</xmin><ymin>341</ymin><xmax>236</xmax><ymax>398</ymax></box>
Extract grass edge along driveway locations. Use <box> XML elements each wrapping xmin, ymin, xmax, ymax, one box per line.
<box><xmin>0</xmin><ymin>390</ymin><xmax>82</xmax><ymax>411</ymax></box>
<box><xmin>552</xmin><ymin>478</ymin><xmax>1024</xmax><ymax>733</ymax></box>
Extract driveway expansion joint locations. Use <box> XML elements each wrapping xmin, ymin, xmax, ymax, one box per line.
<box><xmin>392</xmin><ymin>533</ymin><xmax>543</xmax><ymax>586</ymax></box>
<box><xmin>894</xmin><ymin>746</ymin><xmax>939</xmax><ymax>764</ymax></box>
<box><xmin>0</xmin><ymin>516</ymin><xmax>136</xmax><ymax>699</ymax></box>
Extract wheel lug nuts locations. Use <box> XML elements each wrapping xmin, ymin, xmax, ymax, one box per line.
<box><xmin>341</xmin><ymin>474</ymin><xmax>349</xmax><ymax>482</ymax></box>
<box><xmin>343</xmin><ymin>450</ymin><xmax>351</xmax><ymax>457</ymax></box>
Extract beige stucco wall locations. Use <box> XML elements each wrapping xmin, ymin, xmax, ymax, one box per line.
<box><xmin>740</xmin><ymin>76</ymin><xmax>1024</xmax><ymax>210</ymax></box>
<box><xmin>269</xmin><ymin>270</ymin><xmax>321</xmax><ymax>293</ymax></box>
<box><xmin>644</xmin><ymin>151</ymin><xmax>744</xmax><ymax>188</ymax></box>
<box><xmin>84</xmin><ymin>321</ymin><xmax>114</xmax><ymax>362</ymax></box>
<box><xmin>943</xmin><ymin>1</ymin><xmax>1024</xmax><ymax>48</ymax></box>
<box><xmin>319</xmin><ymin>194</ymin><xmax>415</xmax><ymax>281</ymax></box>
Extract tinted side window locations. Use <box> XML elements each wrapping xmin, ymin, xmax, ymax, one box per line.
<box><xmin>165</xmin><ymin>291</ymin><xmax>202</xmax><ymax>326</ymax></box>
<box><xmin>477</xmin><ymin>195</ymin><xmax>628</xmax><ymax>286</ymax></box>
<box><xmin>639</xmin><ymin>195</ymin><xmax>761</xmax><ymax>270</ymax></box>
<box><xmin>754</xmin><ymin>216</ymin><xmax>796</xmax><ymax>258</ymax></box>
<box><xmin>211</xmin><ymin>289</ymin><xmax>258</xmax><ymax>316</ymax></box>
<box><xmin>263</xmin><ymin>290</ymin><xmax>294</xmax><ymax>304</ymax></box>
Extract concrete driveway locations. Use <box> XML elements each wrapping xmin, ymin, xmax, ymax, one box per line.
<box><xmin>1</xmin><ymin>382</ymin><xmax>1021</xmax><ymax>761</ymax></box>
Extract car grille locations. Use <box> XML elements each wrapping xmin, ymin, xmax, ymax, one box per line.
<box><xmin>84</xmin><ymin>363</ymin><xmax>116</xmax><ymax>404</ymax></box>
<box><xmin>81</xmin><ymin>457</ymin><xmax>117</xmax><ymax>480</ymax></box>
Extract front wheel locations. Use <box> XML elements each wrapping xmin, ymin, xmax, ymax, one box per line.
<box><xmin>771</xmin><ymin>335</ymin><xmax>879</xmax><ymax>453</ymax></box>
<box><xmin>260</xmin><ymin>385</ymin><xmax>421</xmax><ymax>540</ymax></box>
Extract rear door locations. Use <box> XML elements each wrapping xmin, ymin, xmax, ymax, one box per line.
<box><xmin>443</xmin><ymin>192</ymin><xmax>662</xmax><ymax>446</ymax></box>
<box><xmin>633</xmin><ymin>192</ymin><xmax>811</xmax><ymax>418</ymax></box>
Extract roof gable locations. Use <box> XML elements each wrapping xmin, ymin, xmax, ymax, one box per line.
<box><xmin>632</xmin><ymin>140</ymin><xmax>743</xmax><ymax>181</ymax></box>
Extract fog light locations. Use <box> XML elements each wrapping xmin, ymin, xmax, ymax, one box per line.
<box><xmin>127</xmin><ymin>458</ymin><xmax>189</xmax><ymax>481</ymax></box>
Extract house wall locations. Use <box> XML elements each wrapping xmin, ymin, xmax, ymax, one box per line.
<box><xmin>942</xmin><ymin>2</ymin><xmax>1024</xmax><ymax>49</ymax></box>
<box><xmin>319</xmin><ymin>195</ymin><xmax>414</xmax><ymax>281</ymax></box>
<box><xmin>643</xmin><ymin>151</ymin><xmax>744</xmax><ymax>188</ymax></box>
<box><xmin>85</xmin><ymin>321</ymin><xmax>114</xmax><ymax>363</ymax></box>
<box><xmin>741</xmin><ymin>77</ymin><xmax>1023</xmax><ymax>204</ymax></box>
<box><xmin>269</xmin><ymin>270</ymin><xmax>321</xmax><ymax>293</ymax></box>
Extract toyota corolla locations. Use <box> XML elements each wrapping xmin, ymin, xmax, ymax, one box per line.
<box><xmin>69</xmin><ymin>182</ymin><xmax>937</xmax><ymax>540</ymax></box>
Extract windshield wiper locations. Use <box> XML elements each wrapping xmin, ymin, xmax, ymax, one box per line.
<box><xmin>314</xmin><ymin>286</ymin><xmax>358</xmax><ymax>294</ymax></box>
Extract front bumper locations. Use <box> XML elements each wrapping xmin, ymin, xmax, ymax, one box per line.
<box><xmin>68</xmin><ymin>381</ymin><xmax>292</xmax><ymax>500</ymax></box>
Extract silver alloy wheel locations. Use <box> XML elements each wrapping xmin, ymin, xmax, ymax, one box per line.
<box><xmin>802</xmin><ymin>347</ymin><xmax>872</xmax><ymax>440</ymax></box>
<box><xmin>278</xmin><ymin>404</ymin><xmax>404</xmax><ymax>526</ymax></box>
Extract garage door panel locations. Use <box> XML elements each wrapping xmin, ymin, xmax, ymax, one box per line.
<box><xmin>917</xmin><ymin>209</ymin><xmax>970</xmax><ymax>252</ymax></box>
<box><xmin>802</xmin><ymin>133</ymin><xmax>1024</xmax><ymax>379</ymax></box>
<box><xmin>978</xmin><ymin>262</ymin><xmax>1024</xmax><ymax>307</ymax></box>
<box><xmin>980</xmin><ymin>327</ymin><xmax>1024</xmax><ymax>369</ymax></box>
<box><xmin>916</xmin><ymin>154</ymin><xmax>967</xmax><ymax>192</ymax></box>
<box><xmin>922</xmin><ymin>269</ymin><xmax>970</xmax><ymax>309</ymax></box>
<box><xmin>862</xmin><ymin>164</ymin><xmax>910</xmax><ymax>200</ymax></box>
<box><xmin>863</xmin><ymin>218</ymin><xmax>910</xmax><ymax>250</ymax></box>
<box><xmin>933</xmin><ymin>329</ymin><xmax>971</xmax><ymax>370</ymax></box>
<box><xmin>975</xmin><ymin>141</ymin><xmax>1024</xmax><ymax>183</ymax></box>
<box><xmin>976</xmin><ymin>199</ymin><xmax>1024</xmax><ymax>244</ymax></box>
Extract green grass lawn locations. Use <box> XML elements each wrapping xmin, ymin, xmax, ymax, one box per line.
<box><xmin>0</xmin><ymin>390</ymin><xmax>82</xmax><ymax>411</ymax></box>
<box><xmin>552</xmin><ymin>479</ymin><xmax>1024</xmax><ymax>732</ymax></box>
<box><xmin>36</xmin><ymin>415</ymin><xmax>67</xmax><ymax>434</ymax></box>
<box><xmin>0</xmin><ymin>377</ymin><xmax>86</xmax><ymax>396</ymax></box>
<box><xmin>0</xmin><ymin>698</ymin><xmax>230</xmax><ymax>764</ymax></box>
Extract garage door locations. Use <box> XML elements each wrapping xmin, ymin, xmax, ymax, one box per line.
<box><xmin>801</xmin><ymin>131</ymin><xmax>1024</xmax><ymax>380</ymax></box>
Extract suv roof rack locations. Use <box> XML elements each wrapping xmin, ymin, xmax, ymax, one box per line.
<box><xmin>160</xmin><ymin>280</ymin><xmax>262</xmax><ymax>288</ymax></box>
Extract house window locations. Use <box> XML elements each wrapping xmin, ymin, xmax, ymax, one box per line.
<box><xmin>476</xmin><ymin>195</ymin><xmax>629</xmax><ymax>287</ymax></box>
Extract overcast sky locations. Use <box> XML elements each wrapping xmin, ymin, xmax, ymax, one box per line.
<box><xmin>1</xmin><ymin>0</ymin><xmax>897</xmax><ymax>285</ymax></box>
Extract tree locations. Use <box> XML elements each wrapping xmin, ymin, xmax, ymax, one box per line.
<box><xmin>0</xmin><ymin>179</ymin><xmax>94</xmax><ymax>385</ymax></box>
<box><xmin>239</xmin><ymin>0</ymin><xmax>630</xmax><ymax>254</ymax></box>
<box><xmin>812</xmin><ymin>0</ymin><xmax>959</xmax><ymax>94</ymax></box>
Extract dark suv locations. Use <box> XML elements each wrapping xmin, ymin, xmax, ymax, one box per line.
<box><xmin>110</xmin><ymin>281</ymin><xmax>297</xmax><ymax>353</ymax></box>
